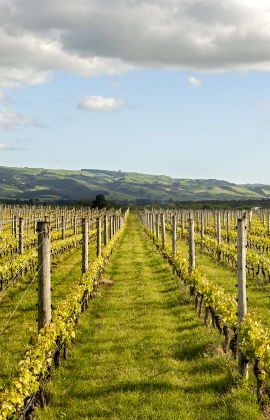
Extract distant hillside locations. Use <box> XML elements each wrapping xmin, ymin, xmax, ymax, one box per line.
<box><xmin>0</xmin><ymin>166</ymin><xmax>269</xmax><ymax>204</ymax></box>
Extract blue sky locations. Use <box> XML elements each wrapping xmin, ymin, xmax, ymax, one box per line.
<box><xmin>1</xmin><ymin>1</ymin><xmax>270</xmax><ymax>184</ymax></box>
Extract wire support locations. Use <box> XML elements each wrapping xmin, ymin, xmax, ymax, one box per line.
<box><xmin>0</xmin><ymin>261</ymin><xmax>44</xmax><ymax>337</ymax></box>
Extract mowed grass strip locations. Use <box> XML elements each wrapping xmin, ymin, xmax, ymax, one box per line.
<box><xmin>0</xmin><ymin>240</ymin><xmax>97</xmax><ymax>389</ymax></box>
<box><xmin>35</xmin><ymin>214</ymin><xmax>260</xmax><ymax>420</ymax></box>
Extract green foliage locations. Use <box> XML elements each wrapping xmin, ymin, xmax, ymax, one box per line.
<box><xmin>91</xmin><ymin>194</ymin><xmax>107</xmax><ymax>209</ymax></box>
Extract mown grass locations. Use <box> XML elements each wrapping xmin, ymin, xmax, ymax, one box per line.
<box><xmin>0</xmin><ymin>239</ymin><xmax>97</xmax><ymax>389</ymax></box>
<box><xmin>35</xmin><ymin>214</ymin><xmax>261</xmax><ymax>419</ymax></box>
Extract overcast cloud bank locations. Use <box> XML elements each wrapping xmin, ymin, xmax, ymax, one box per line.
<box><xmin>1</xmin><ymin>0</ymin><xmax>270</xmax><ymax>90</ymax></box>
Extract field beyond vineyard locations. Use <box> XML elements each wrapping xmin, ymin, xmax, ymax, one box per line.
<box><xmin>34</xmin><ymin>213</ymin><xmax>261</xmax><ymax>420</ymax></box>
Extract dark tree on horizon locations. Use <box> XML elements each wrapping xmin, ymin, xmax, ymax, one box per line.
<box><xmin>91</xmin><ymin>194</ymin><xmax>107</xmax><ymax>209</ymax></box>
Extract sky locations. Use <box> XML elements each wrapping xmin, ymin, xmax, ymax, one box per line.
<box><xmin>1</xmin><ymin>0</ymin><xmax>270</xmax><ymax>184</ymax></box>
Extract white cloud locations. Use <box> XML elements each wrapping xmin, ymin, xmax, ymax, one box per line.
<box><xmin>0</xmin><ymin>108</ymin><xmax>45</xmax><ymax>130</ymax></box>
<box><xmin>77</xmin><ymin>96</ymin><xmax>127</xmax><ymax>111</ymax></box>
<box><xmin>187</xmin><ymin>76</ymin><xmax>202</xmax><ymax>87</ymax></box>
<box><xmin>1</xmin><ymin>0</ymin><xmax>270</xmax><ymax>90</ymax></box>
<box><xmin>0</xmin><ymin>143</ymin><xmax>17</xmax><ymax>150</ymax></box>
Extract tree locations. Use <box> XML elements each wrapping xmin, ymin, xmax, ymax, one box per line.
<box><xmin>91</xmin><ymin>194</ymin><xmax>107</xmax><ymax>209</ymax></box>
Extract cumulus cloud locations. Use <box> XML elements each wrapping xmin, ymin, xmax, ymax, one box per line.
<box><xmin>77</xmin><ymin>96</ymin><xmax>127</xmax><ymax>111</ymax></box>
<box><xmin>1</xmin><ymin>0</ymin><xmax>270</xmax><ymax>90</ymax></box>
<box><xmin>0</xmin><ymin>108</ymin><xmax>45</xmax><ymax>130</ymax></box>
<box><xmin>187</xmin><ymin>76</ymin><xmax>202</xmax><ymax>87</ymax></box>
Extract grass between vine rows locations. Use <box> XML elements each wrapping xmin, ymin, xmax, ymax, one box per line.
<box><xmin>0</xmin><ymin>238</ymin><xmax>97</xmax><ymax>390</ymax></box>
<box><xmin>35</xmin><ymin>213</ymin><xmax>261</xmax><ymax>420</ymax></box>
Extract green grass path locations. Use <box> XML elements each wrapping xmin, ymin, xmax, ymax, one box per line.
<box><xmin>36</xmin><ymin>214</ymin><xmax>260</xmax><ymax>419</ymax></box>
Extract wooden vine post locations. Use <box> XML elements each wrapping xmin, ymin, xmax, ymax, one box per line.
<box><xmin>104</xmin><ymin>215</ymin><xmax>108</xmax><ymax>246</ymax></box>
<box><xmin>161</xmin><ymin>213</ymin><xmax>166</xmax><ymax>249</ymax></box>
<box><xmin>13</xmin><ymin>215</ymin><xmax>17</xmax><ymax>238</ymax></box>
<box><xmin>19</xmin><ymin>217</ymin><xmax>24</xmax><ymax>255</ymax></box>
<box><xmin>172</xmin><ymin>215</ymin><xmax>177</xmax><ymax>254</ymax></box>
<box><xmin>37</xmin><ymin>220</ymin><xmax>51</xmax><ymax>331</ymax></box>
<box><xmin>188</xmin><ymin>215</ymin><xmax>196</xmax><ymax>295</ymax></box>
<box><xmin>237</xmin><ymin>214</ymin><xmax>248</xmax><ymax>379</ymax></box>
<box><xmin>110</xmin><ymin>216</ymin><xmax>114</xmax><ymax>239</ymax></box>
<box><xmin>155</xmin><ymin>214</ymin><xmax>160</xmax><ymax>239</ymax></box>
<box><xmin>97</xmin><ymin>217</ymin><xmax>101</xmax><ymax>257</ymax></box>
<box><xmin>74</xmin><ymin>216</ymin><xmax>77</xmax><ymax>235</ymax></box>
<box><xmin>188</xmin><ymin>216</ymin><xmax>195</xmax><ymax>275</ymax></box>
<box><xmin>181</xmin><ymin>212</ymin><xmax>185</xmax><ymax>237</ymax></box>
<box><xmin>226</xmin><ymin>211</ymin><xmax>230</xmax><ymax>243</ymax></box>
<box><xmin>82</xmin><ymin>217</ymin><xmax>88</xmax><ymax>273</ymax></box>
<box><xmin>200</xmin><ymin>213</ymin><xmax>204</xmax><ymax>250</ymax></box>
<box><xmin>217</xmin><ymin>211</ymin><xmax>221</xmax><ymax>261</ymax></box>
<box><xmin>62</xmin><ymin>215</ymin><xmax>65</xmax><ymax>239</ymax></box>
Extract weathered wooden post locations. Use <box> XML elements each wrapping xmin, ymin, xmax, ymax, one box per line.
<box><xmin>217</xmin><ymin>211</ymin><xmax>221</xmax><ymax>261</ymax></box>
<box><xmin>110</xmin><ymin>216</ymin><xmax>114</xmax><ymax>239</ymax></box>
<box><xmin>37</xmin><ymin>220</ymin><xmax>51</xmax><ymax>331</ymax></box>
<box><xmin>181</xmin><ymin>211</ymin><xmax>185</xmax><ymax>237</ymax></box>
<box><xmin>200</xmin><ymin>213</ymin><xmax>204</xmax><ymax>250</ymax></box>
<box><xmin>172</xmin><ymin>215</ymin><xmax>177</xmax><ymax>254</ymax></box>
<box><xmin>61</xmin><ymin>216</ymin><xmax>65</xmax><ymax>239</ymax></box>
<box><xmin>82</xmin><ymin>217</ymin><xmax>88</xmax><ymax>273</ymax></box>
<box><xmin>145</xmin><ymin>213</ymin><xmax>149</xmax><ymax>228</ymax></box>
<box><xmin>97</xmin><ymin>217</ymin><xmax>101</xmax><ymax>257</ymax></box>
<box><xmin>155</xmin><ymin>214</ymin><xmax>160</xmax><ymax>239</ymax></box>
<box><xmin>227</xmin><ymin>211</ymin><xmax>230</xmax><ymax>243</ymax></box>
<box><xmin>161</xmin><ymin>213</ymin><xmax>166</xmax><ymax>249</ymax></box>
<box><xmin>237</xmin><ymin>215</ymin><xmax>248</xmax><ymax>378</ymax></box>
<box><xmin>189</xmin><ymin>216</ymin><xmax>195</xmax><ymax>275</ymax></box>
<box><xmin>13</xmin><ymin>215</ymin><xmax>17</xmax><ymax>238</ymax></box>
<box><xmin>104</xmin><ymin>215</ymin><xmax>108</xmax><ymax>246</ymax></box>
<box><xmin>149</xmin><ymin>213</ymin><xmax>153</xmax><ymax>234</ymax></box>
<box><xmin>19</xmin><ymin>217</ymin><xmax>24</xmax><ymax>255</ymax></box>
<box><xmin>74</xmin><ymin>216</ymin><xmax>77</xmax><ymax>235</ymax></box>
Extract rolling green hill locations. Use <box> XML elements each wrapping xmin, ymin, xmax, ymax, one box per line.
<box><xmin>0</xmin><ymin>166</ymin><xmax>269</xmax><ymax>204</ymax></box>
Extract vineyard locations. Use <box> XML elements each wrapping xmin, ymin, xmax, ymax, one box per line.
<box><xmin>1</xmin><ymin>205</ymin><xmax>270</xmax><ymax>418</ymax></box>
